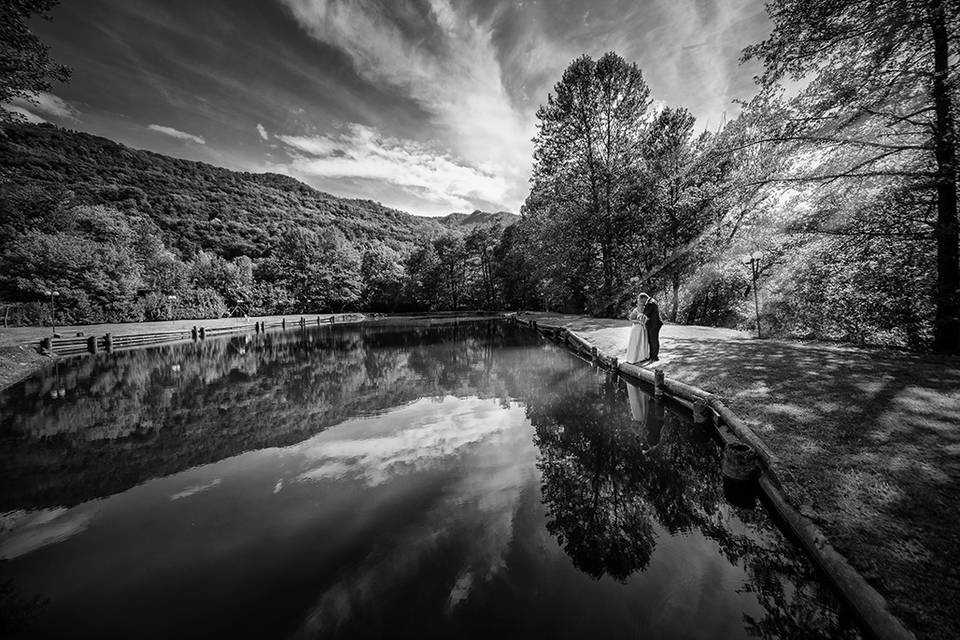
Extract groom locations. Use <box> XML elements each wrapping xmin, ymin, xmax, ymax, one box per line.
<box><xmin>638</xmin><ymin>293</ymin><xmax>662</xmax><ymax>362</ymax></box>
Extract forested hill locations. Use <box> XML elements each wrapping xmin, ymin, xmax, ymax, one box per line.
<box><xmin>0</xmin><ymin>122</ymin><xmax>446</xmax><ymax>258</ymax></box>
<box><xmin>439</xmin><ymin>210</ymin><xmax>518</xmax><ymax>228</ymax></box>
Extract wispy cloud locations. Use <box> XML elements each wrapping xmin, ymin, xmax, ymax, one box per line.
<box><xmin>0</xmin><ymin>507</ymin><xmax>93</xmax><ymax>560</ymax></box>
<box><xmin>279</xmin><ymin>0</ymin><xmax>532</xmax><ymax>210</ymax></box>
<box><xmin>169</xmin><ymin>478</ymin><xmax>222</xmax><ymax>500</ymax></box>
<box><xmin>2</xmin><ymin>91</ymin><xmax>78</xmax><ymax>123</ymax></box>
<box><xmin>29</xmin><ymin>0</ymin><xmax>770</xmax><ymax>215</ymax></box>
<box><xmin>289</xmin><ymin>397</ymin><xmax>537</xmax><ymax>633</ymax></box>
<box><xmin>147</xmin><ymin>123</ymin><xmax>206</xmax><ymax>144</ymax></box>
<box><xmin>277</xmin><ymin>124</ymin><xmax>508</xmax><ymax>210</ymax></box>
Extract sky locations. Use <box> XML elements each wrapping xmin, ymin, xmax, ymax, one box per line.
<box><xmin>12</xmin><ymin>0</ymin><xmax>772</xmax><ymax>217</ymax></box>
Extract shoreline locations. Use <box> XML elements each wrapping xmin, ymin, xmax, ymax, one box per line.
<box><xmin>0</xmin><ymin>314</ymin><xmax>362</xmax><ymax>392</ymax></box>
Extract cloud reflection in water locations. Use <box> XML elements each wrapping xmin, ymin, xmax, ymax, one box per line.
<box><xmin>288</xmin><ymin>396</ymin><xmax>537</xmax><ymax>635</ymax></box>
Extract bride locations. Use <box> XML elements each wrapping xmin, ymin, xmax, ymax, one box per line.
<box><xmin>626</xmin><ymin>294</ymin><xmax>650</xmax><ymax>364</ymax></box>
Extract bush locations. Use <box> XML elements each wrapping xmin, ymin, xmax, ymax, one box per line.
<box><xmin>677</xmin><ymin>265</ymin><xmax>750</xmax><ymax>327</ymax></box>
<box><xmin>761</xmin><ymin>237</ymin><xmax>934</xmax><ymax>349</ymax></box>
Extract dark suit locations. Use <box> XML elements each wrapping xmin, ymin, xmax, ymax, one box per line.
<box><xmin>642</xmin><ymin>300</ymin><xmax>662</xmax><ymax>359</ymax></box>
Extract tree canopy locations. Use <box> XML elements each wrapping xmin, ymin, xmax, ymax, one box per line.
<box><xmin>0</xmin><ymin>0</ymin><xmax>70</xmax><ymax>121</ymax></box>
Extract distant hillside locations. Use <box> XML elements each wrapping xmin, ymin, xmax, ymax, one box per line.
<box><xmin>0</xmin><ymin>123</ymin><xmax>446</xmax><ymax>258</ymax></box>
<box><xmin>439</xmin><ymin>210</ymin><xmax>518</xmax><ymax>228</ymax></box>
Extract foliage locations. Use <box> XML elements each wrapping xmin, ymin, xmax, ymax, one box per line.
<box><xmin>0</xmin><ymin>123</ymin><xmax>447</xmax><ymax>260</ymax></box>
<box><xmin>0</xmin><ymin>206</ymin><xmax>144</xmax><ymax>323</ymax></box>
<box><xmin>256</xmin><ymin>227</ymin><xmax>362</xmax><ymax>313</ymax></box>
<box><xmin>360</xmin><ymin>245</ymin><xmax>406</xmax><ymax>312</ymax></box>
<box><xmin>525</xmin><ymin>52</ymin><xmax>653</xmax><ymax>315</ymax></box>
<box><xmin>0</xmin><ymin>0</ymin><xmax>70</xmax><ymax>122</ymax></box>
<box><xmin>677</xmin><ymin>265</ymin><xmax>749</xmax><ymax>329</ymax></box>
<box><xmin>741</xmin><ymin>0</ymin><xmax>960</xmax><ymax>352</ymax></box>
<box><xmin>0</xmin><ymin>124</ymin><xmax>522</xmax><ymax>323</ymax></box>
<box><xmin>762</xmin><ymin>236</ymin><xmax>935</xmax><ymax>349</ymax></box>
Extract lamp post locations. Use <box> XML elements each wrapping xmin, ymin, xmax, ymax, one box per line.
<box><xmin>166</xmin><ymin>295</ymin><xmax>177</xmax><ymax>324</ymax></box>
<box><xmin>45</xmin><ymin>290</ymin><xmax>60</xmax><ymax>336</ymax></box>
<box><xmin>740</xmin><ymin>251</ymin><xmax>763</xmax><ymax>338</ymax></box>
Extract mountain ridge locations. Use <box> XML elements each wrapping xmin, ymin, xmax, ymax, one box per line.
<box><xmin>0</xmin><ymin>123</ymin><xmax>466</xmax><ymax>258</ymax></box>
<box><xmin>438</xmin><ymin>209</ymin><xmax>519</xmax><ymax>228</ymax></box>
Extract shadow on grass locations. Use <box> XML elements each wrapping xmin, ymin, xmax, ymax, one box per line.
<box><xmin>644</xmin><ymin>336</ymin><xmax>960</xmax><ymax>639</ymax></box>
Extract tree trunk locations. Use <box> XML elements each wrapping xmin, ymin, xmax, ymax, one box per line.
<box><xmin>670</xmin><ymin>273</ymin><xmax>680</xmax><ymax>323</ymax></box>
<box><xmin>929</xmin><ymin>0</ymin><xmax>960</xmax><ymax>354</ymax></box>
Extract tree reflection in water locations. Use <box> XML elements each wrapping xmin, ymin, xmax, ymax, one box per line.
<box><xmin>0</xmin><ymin>320</ymin><xmax>520</xmax><ymax>511</ymax></box>
<box><xmin>0</xmin><ymin>319</ymin><xmax>861</xmax><ymax>639</ymax></box>
<box><xmin>530</xmin><ymin>368</ymin><xmax>860</xmax><ymax>639</ymax></box>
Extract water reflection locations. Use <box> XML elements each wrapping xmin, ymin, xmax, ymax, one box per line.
<box><xmin>532</xmin><ymin>371</ymin><xmax>859</xmax><ymax>639</ymax></box>
<box><xmin>0</xmin><ymin>320</ymin><xmax>860</xmax><ymax>639</ymax></box>
<box><xmin>0</xmin><ymin>321</ymin><xmax>523</xmax><ymax>511</ymax></box>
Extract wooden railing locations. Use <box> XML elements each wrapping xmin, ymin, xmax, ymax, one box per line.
<box><xmin>38</xmin><ymin>314</ymin><xmax>366</xmax><ymax>357</ymax></box>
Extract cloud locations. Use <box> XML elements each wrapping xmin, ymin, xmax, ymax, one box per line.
<box><xmin>294</xmin><ymin>395</ymin><xmax>522</xmax><ymax>487</ymax></box>
<box><xmin>2</xmin><ymin>91</ymin><xmax>79</xmax><ymax>123</ymax></box>
<box><xmin>0</xmin><ymin>508</ymin><xmax>93</xmax><ymax>560</ymax></box>
<box><xmin>169</xmin><ymin>478</ymin><xmax>222</xmax><ymax>500</ymax></box>
<box><xmin>277</xmin><ymin>123</ymin><xmax>509</xmax><ymax>210</ymax></box>
<box><xmin>256</xmin><ymin>122</ymin><xmax>269</xmax><ymax>140</ymax></box>
<box><xmin>279</xmin><ymin>0</ymin><xmax>533</xmax><ymax>209</ymax></box>
<box><xmin>288</xmin><ymin>397</ymin><xmax>537</xmax><ymax>633</ymax></box>
<box><xmin>147</xmin><ymin>123</ymin><xmax>206</xmax><ymax>144</ymax></box>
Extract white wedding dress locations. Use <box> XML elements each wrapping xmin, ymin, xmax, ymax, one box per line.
<box><xmin>626</xmin><ymin>307</ymin><xmax>650</xmax><ymax>363</ymax></box>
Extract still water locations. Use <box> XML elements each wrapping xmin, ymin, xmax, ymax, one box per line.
<box><xmin>0</xmin><ymin>319</ymin><xmax>859</xmax><ymax>639</ymax></box>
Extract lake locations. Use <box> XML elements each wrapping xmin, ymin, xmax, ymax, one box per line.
<box><xmin>0</xmin><ymin>319</ymin><xmax>860</xmax><ymax>639</ymax></box>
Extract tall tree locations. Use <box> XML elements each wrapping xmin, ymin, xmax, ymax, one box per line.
<box><xmin>360</xmin><ymin>245</ymin><xmax>405</xmax><ymax>312</ymax></box>
<box><xmin>257</xmin><ymin>227</ymin><xmax>361</xmax><ymax>312</ymax></box>
<box><xmin>527</xmin><ymin>52</ymin><xmax>653</xmax><ymax>315</ymax></box>
<box><xmin>639</xmin><ymin>107</ymin><xmax>711</xmax><ymax>321</ymax></box>
<box><xmin>1</xmin><ymin>0</ymin><xmax>70</xmax><ymax>121</ymax></box>
<box><xmin>465</xmin><ymin>224</ymin><xmax>501</xmax><ymax>309</ymax></box>
<box><xmin>743</xmin><ymin>0</ymin><xmax>960</xmax><ymax>353</ymax></box>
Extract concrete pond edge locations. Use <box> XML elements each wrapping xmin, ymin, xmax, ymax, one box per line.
<box><xmin>512</xmin><ymin>314</ymin><xmax>915</xmax><ymax>640</ymax></box>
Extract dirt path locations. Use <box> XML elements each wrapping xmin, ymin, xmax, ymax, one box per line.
<box><xmin>522</xmin><ymin>312</ymin><xmax>960</xmax><ymax>640</ymax></box>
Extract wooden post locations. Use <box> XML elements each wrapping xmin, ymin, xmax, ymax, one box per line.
<box><xmin>610</xmin><ymin>357</ymin><xmax>618</xmax><ymax>371</ymax></box>
<box><xmin>199</xmin><ymin>327</ymin><xmax>206</xmax><ymax>340</ymax></box>
<box><xmin>299</xmin><ymin>316</ymin><xmax>305</xmax><ymax>326</ymax></box>
<box><xmin>722</xmin><ymin>442</ymin><xmax>758</xmax><ymax>483</ymax></box>
<box><xmin>87</xmin><ymin>336</ymin><xmax>98</xmax><ymax>354</ymax></box>
<box><xmin>40</xmin><ymin>337</ymin><xmax>52</xmax><ymax>353</ymax></box>
<box><xmin>693</xmin><ymin>398</ymin><xmax>711</xmax><ymax>425</ymax></box>
<box><xmin>317</xmin><ymin>316</ymin><xmax>321</xmax><ymax>326</ymax></box>
<box><xmin>654</xmin><ymin>369</ymin><xmax>665</xmax><ymax>397</ymax></box>
<box><xmin>590</xmin><ymin>346</ymin><xmax>597</xmax><ymax>361</ymax></box>
<box><xmin>531</xmin><ymin>320</ymin><xmax>537</xmax><ymax>331</ymax></box>
<box><xmin>192</xmin><ymin>326</ymin><xmax>199</xmax><ymax>341</ymax></box>
<box><xmin>104</xmin><ymin>333</ymin><xmax>114</xmax><ymax>352</ymax></box>
<box><xmin>282</xmin><ymin>318</ymin><xmax>286</xmax><ymax>329</ymax></box>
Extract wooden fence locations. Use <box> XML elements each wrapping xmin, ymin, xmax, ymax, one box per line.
<box><xmin>38</xmin><ymin>314</ymin><xmax>366</xmax><ymax>357</ymax></box>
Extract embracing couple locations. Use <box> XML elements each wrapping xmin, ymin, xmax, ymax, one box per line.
<box><xmin>626</xmin><ymin>292</ymin><xmax>662</xmax><ymax>364</ymax></box>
